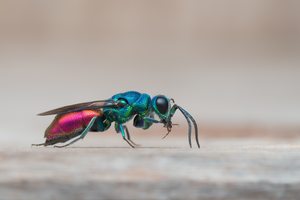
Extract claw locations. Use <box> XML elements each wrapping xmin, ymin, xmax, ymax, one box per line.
<box><xmin>162</xmin><ymin>130</ymin><xmax>171</xmax><ymax>139</ymax></box>
<box><xmin>162</xmin><ymin>121</ymin><xmax>173</xmax><ymax>139</ymax></box>
<box><xmin>129</xmin><ymin>140</ymin><xmax>141</xmax><ymax>147</ymax></box>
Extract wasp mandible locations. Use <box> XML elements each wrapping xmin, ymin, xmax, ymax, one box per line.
<box><xmin>33</xmin><ymin>91</ymin><xmax>200</xmax><ymax>148</ymax></box>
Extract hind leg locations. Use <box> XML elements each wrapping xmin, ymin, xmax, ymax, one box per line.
<box><xmin>32</xmin><ymin>143</ymin><xmax>46</xmax><ymax>146</ymax></box>
<box><xmin>54</xmin><ymin>117</ymin><xmax>97</xmax><ymax>148</ymax></box>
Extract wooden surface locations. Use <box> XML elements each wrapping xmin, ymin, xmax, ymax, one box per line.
<box><xmin>1</xmin><ymin>135</ymin><xmax>300</xmax><ymax>200</ymax></box>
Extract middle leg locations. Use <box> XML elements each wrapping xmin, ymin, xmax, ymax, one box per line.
<box><xmin>123</xmin><ymin>125</ymin><xmax>140</xmax><ymax>147</ymax></box>
<box><xmin>118</xmin><ymin>124</ymin><xmax>135</xmax><ymax>148</ymax></box>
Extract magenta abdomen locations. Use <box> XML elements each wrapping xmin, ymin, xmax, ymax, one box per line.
<box><xmin>45</xmin><ymin>110</ymin><xmax>101</xmax><ymax>140</ymax></box>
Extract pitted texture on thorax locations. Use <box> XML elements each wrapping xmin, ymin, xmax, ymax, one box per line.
<box><xmin>103</xmin><ymin>91</ymin><xmax>151</xmax><ymax>124</ymax></box>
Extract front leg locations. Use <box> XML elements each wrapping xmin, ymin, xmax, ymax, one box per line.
<box><xmin>133</xmin><ymin>114</ymin><xmax>160</xmax><ymax>130</ymax></box>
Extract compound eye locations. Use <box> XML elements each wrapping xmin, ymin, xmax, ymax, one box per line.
<box><xmin>156</xmin><ymin>96</ymin><xmax>169</xmax><ymax>114</ymax></box>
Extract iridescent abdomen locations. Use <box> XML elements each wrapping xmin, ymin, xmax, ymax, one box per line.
<box><xmin>44</xmin><ymin>110</ymin><xmax>101</xmax><ymax>144</ymax></box>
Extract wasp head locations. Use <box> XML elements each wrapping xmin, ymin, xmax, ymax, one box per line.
<box><xmin>152</xmin><ymin>95</ymin><xmax>176</xmax><ymax>134</ymax></box>
<box><xmin>152</xmin><ymin>94</ymin><xmax>200</xmax><ymax>147</ymax></box>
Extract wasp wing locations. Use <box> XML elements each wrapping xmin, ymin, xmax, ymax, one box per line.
<box><xmin>38</xmin><ymin>99</ymin><xmax>117</xmax><ymax>116</ymax></box>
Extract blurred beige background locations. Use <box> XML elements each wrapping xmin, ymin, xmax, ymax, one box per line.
<box><xmin>0</xmin><ymin>0</ymin><xmax>299</xmax><ymax>144</ymax></box>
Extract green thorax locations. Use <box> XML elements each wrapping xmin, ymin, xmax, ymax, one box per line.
<box><xmin>103</xmin><ymin>91</ymin><xmax>151</xmax><ymax>124</ymax></box>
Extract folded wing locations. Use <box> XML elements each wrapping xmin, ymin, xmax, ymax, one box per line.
<box><xmin>38</xmin><ymin>99</ymin><xmax>116</xmax><ymax>116</ymax></box>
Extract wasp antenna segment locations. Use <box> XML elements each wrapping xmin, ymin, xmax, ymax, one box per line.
<box><xmin>178</xmin><ymin>106</ymin><xmax>200</xmax><ymax>148</ymax></box>
<box><xmin>178</xmin><ymin>107</ymin><xmax>193</xmax><ymax>148</ymax></box>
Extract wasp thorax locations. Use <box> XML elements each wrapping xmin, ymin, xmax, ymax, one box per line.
<box><xmin>156</xmin><ymin>96</ymin><xmax>169</xmax><ymax>114</ymax></box>
<box><xmin>117</xmin><ymin>98</ymin><xmax>128</xmax><ymax>107</ymax></box>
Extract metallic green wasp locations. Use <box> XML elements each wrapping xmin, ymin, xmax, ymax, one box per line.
<box><xmin>33</xmin><ymin>91</ymin><xmax>199</xmax><ymax>148</ymax></box>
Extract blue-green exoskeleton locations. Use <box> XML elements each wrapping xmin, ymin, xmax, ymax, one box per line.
<box><xmin>33</xmin><ymin>91</ymin><xmax>200</xmax><ymax>148</ymax></box>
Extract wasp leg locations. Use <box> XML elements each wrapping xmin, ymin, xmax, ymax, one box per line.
<box><xmin>54</xmin><ymin>117</ymin><xmax>97</xmax><ymax>148</ymax></box>
<box><xmin>143</xmin><ymin>117</ymin><xmax>160</xmax><ymax>124</ymax></box>
<box><xmin>124</xmin><ymin>125</ymin><xmax>140</xmax><ymax>147</ymax></box>
<box><xmin>31</xmin><ymin>143</ymin><xmax>46</xmax><ymax>146</ymax></box>
<box><xmin>162</xmin><ymin>130</ymin><xmax>171</xmax><ymax>139</ymax></box>
<box><xmin>119</xmin><ymin>125</ymin><xmax>135</xmax><ymax>148</ymax></box>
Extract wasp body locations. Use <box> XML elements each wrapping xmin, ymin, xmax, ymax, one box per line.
<box><xmin>33</xmin><ymin>91</ymin><xmax>199</xmax><ymax>148</ymax></box>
